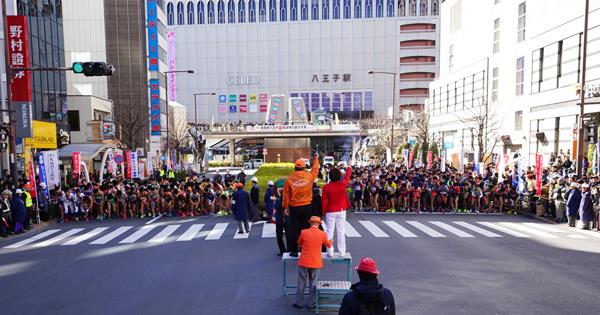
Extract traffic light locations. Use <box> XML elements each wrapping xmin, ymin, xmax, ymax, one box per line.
<box><xmin>587</xmin><ymin>123</ymin><xmax>597</xmax><ymax>144</ymax></box>
<box><xmin>72</xmin><ymin>62</ymin><xmax>115</xmax><ymax>76</ymax></box>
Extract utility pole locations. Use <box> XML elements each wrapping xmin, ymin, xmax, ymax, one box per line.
<box><xmin>577</xmin><ymin>0</ymin><xmax>590</xmax><ymax>177</ymax></box>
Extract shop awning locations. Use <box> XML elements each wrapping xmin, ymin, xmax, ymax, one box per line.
<box><xmin>58</xmin><ymin>143</ymin><xmax>112</xmax><ymax>161</ymax></box>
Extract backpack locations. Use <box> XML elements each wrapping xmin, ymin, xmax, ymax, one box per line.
<box><xmin>355</xmin><ymin>294</ymin><xmax>393</xmax><ymax>315</ymax></box>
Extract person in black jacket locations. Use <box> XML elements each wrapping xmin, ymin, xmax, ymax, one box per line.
<box><xmin>249</xmin><ymin>177</ymin><xmax>260</xmax><ymax>222</ymax></box>
<box><xmin>339</xmin><ymin>257</ymin><xmax>395</xmax><ymax>315</ymax></box>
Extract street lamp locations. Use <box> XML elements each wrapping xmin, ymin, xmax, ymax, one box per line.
<box><xmin>163</xmin><ymin>70</ymin><xmax>194</xmax><ymax>167</ymax></box>
<box><xmin>193</xmin><ymin>92</ymin><xmax>216</xmax><ymax>125</ymax></box>
<box><xmin>368</xmin><ymin>70</ymin><xmax>397</xmax><ymax>160</ymax></box>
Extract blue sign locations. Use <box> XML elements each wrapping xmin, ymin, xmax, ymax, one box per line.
<box><xmin>114</xmin><ymin>155</ymin><xmax>124</xmax><ymax>164</ymax></box>
<box><xmin>219</xmin><ymin>95</ymin><xmax>226</xmax><ymax>102</ymax></box>
<box><xmin>37</xmin><ymin>153</ymin><xmax>49</xmax><ymax>196</ymax></box>
<box><xmin>444</xmin><ymin>142</ymin><xmax>453</xmax><ymax>149</ymax></box>
<box><xmin>229</xmin><ymin>105</ymin><xmax>237</xmax><ymax>113</ymax></box>
<box><xmin>229</xmin><ymin>95</ymin><xmax>237</xmax><ymax>103</ymax></box>
<box><xmin>149</xmin><ymin>79</ymin><xmax>161</xmax><ymax>136</ymax></box>
<box><xmin>146</xmin><ymin>0</ymin><xmax>158</xmax><ymax>71</ymax></box>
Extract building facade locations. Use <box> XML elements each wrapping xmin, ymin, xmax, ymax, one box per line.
<box><xmin>166</xmin><ymin>0</ymin><xmax>440</xmax><ymax>123</ymax></box>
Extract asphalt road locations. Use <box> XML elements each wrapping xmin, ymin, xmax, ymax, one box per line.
<box><xmin>1</xmin><ymin>214</ymin><xmax>599</xmax><ymax>315</ymax></box>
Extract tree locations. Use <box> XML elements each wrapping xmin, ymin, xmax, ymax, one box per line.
<box><xmin>456</xmin><ymin>102</ymin><xmax>501</xmax><ymax>163</ymax></box>
<box><xmin>170</xmin><ymin>118</ymin><xmax>191</xmax><ymax>165</ymax></box>
<box><xmin>116</xmin><ymin>104</ymin><xmax>148</xmax><ymax>149</ymax></box>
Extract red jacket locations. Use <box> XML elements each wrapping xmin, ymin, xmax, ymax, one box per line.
<box><xmin>298</xmin><ymin>226</ymin><xmax>333</xmax><ymax>269</ymax></box>
<box><xmin>321</xmin><ymin>167</ymin><xmax>352</xmax><ymax>216</ymax></box>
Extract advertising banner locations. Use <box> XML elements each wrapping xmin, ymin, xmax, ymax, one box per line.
<box><xmin>149</xmin><ymin>79</ymin><xmax>161</xmax><ymax>135</ymax></box>
<box><xmin>218</xmin><ymin>95</ymin><xmax>227</xmax><ymax>113</ymax></box>
<box><xmin>125</xmin><ymin>150</ymin><xmax>132</xmax><ymax>179</ymax></box>
<box><xmin>535</xmin><ymin>153</ymin><xmax>543</xmax><ymax>196</ymax></box>
<box><xmin>408</xmin><ymin>150</ymin><xmax>414</xmax><ymax>168</ymax></box>
<box><xmin>239</xmin><ymin>94</ymin><xmax>247</xmax><ymax>103</ymax></box>
<box><xmin>229</xmin><ymin>95</ymin><xmax>237</xmax><ymax>103</ymax></box>
<box><xmin>167</xmin><ymin>31</ymin><xmax>176</xmax><ymax>101</ymax></box>
<box><xmin>268</xmin><ymin>95</ymin><xmax>284</xmax><ymax>123</ymax></box>
<box><xmin>240</xmin><ymin>104</ymin><xmax>247</xmax><ymax>112</ymax></box>
<box><xmin>72</xmin><ymin>152</ymin><xmax>81</xmax><ymax>174</ymax></box>
<box><xmin>290</xmin><ymin>97</ymin><xmax>308</xmax><ymax>121</ymax></box>
<box><xmin>426</xmin><ymin>151</ymin><xmax>433</xmax><ymax>170</ymax></box>
<box><xmin>38</xmin><ymin>153</ymin><xmax>49</xmax><ymax>195</ymax></box>
<box><xmin>146</xmin><ymin>0</ymin><xmax>159</xmax><ymax>71</ymax></box>
<box><xmin>402</xmin><ymin>149</ymin><xmax>409</xmax><ymax>166</ymax></box>
<box><xmin>24</xmin><ymin>120</ymin><xmax>57</xmax><ymax>149</ymax></box>
<box><xmin>131</xmin><ymin>152</ymin><xmax>140</xmax><ymax>179</ymax></box>
<box><xmin>260</xmin><ymin>93</ymin><xmax>268</xmax><ymax>113</ymax></box>
<box><xmin>249</xmin><ymin>94</ymin><xmax>257</xmax><ymax>103</ymax></box>
<box><xmin>102</xmin><ymin>121</ymin><xmax>115</xmax><ymax>140</ymax></box>
<box><xmin>229</xmin><ymin>105</ymin><xmax>237</xmax><ymax>113</ymax></box>
<box><xmin>8</xmin><ymin>15</ymin><xmax>33</xmax><ymax>137</ymax></box>
<box><xmin>440</xmin><ymin>150</ymin><xmax>446</xmax><ymax>172</ymax></box>
<box><xmin>27</xmin><ymin>150</ymin><xmax>36</xmax><ymax>197</ymax></box>
<box><xmin>249</xmin><ymin>104</ymin><xmax>258</xmax><ymax>112</ymax></box>
<box><xmin>42</xmin><ymin>151</ymin><xmax>60</xmax><ymax>189</ymax></box>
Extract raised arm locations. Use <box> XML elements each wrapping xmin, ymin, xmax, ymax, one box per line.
<box><xmin>310</xmin><ymin>154</ymin><xmax>320</xmax><ymax>181</ymax></box>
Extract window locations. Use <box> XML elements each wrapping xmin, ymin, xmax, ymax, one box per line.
<box><xmin>354</xmin><ymin>0</ymin><xmax>361</xmax><ymax>18</ymax></box>
<box><xmin>167</xmin><ymin>2</ymin><xmax>174</xmax><ymax>25</ymax></box>
<box><xmin>198</xmin><ymin>1</ymin><xmax>205</xmax><ymax>24</ymax></box>
<box><xmin>398</xmin><ymin>0</ymin><xmax>405</xmax><ymax>16</ymax></box>
<box><xmin>343</xmin><ymin>0</ymin><xmax>351</xmax><ymax>18</ymax></box>
<box><xmin>239</xmin><ymin>0</ymin><xmax>246</xmax><ymax>22</ymax></box>
<box><xmin>493</xmin><ymin>18</ymin><xmax>500</xmax><ymax>53</ymax></box>
<box><xmin>408</xmin><ymin>0</ymin><xmax>415</xmax><ymax>16</ymax></box>
<box><xmin>495</xmin><ymin>0</ymin><xmax>501</xmax><ymax>4</ymax></box>
<box><xmin>208</xmin><ymin>0</ymin><xmax>215</xmax><ymax>23</ymax></box>
<box><xmin>557</xmin><ymin>40</ymin><xmax>563</xmax><ymax>85</ymax></box>
<box><xmin>322</xmin><ymin>0</ymin><xmax>329</xmax><ymax>19</ymax></box>
<box><xmin>177</xmin><ymin>1</ymin><xmax>184</xmax><ymax>25</ymax></box>
<box><xmin>516</xmin><ymin>56</ymin><xmax>525</xmax><ymax>95</ymax></box>
<box><xmin>301</xmin><ymin>0</ymin><xmax>308</xmax><ymax>20</ymax></box>
<box><xmin>290</xmin><ymin>0</ymin><xmax>297</xmax><ymax>20</ymax></box>
<box><xmin>419</xmin><ymin>0</ymin><xmax>427</xmax><ymax>15</ymax></box>
<box><xmin>312</xmin><ymin>0</ymin><xmax>318</xmax><ymax>19</ymax></box>
<box><xmin>249</xmin><ymin>0</ymin><xmax>256</xmax><ymax>22</ymax></box>
<box><xmin>431</xmin><ymin>0</ymin><xmax>438</xmax><ymax>15</ymax></box>
<box><xmin>386</xmin><ymin>0</ymin><xmax>394</xmax><ymax>17</ymax></box>
<box><xmin>228</xmin><ymin>0</ymin><xmax>235</xmax><ymax>23</ymax></box>
<box><xmin>515</xmin><ymin>111</ymin><xmax>523</xmax><ymax>131</ymax></box>
<box><xmin>333</xmin><ymin>0</ymin><xmax>340</xmax><ymax>19</ymax></box>
<box><xmin>365</xmin><ymin>0</ymin><xmax>372</xmax><ymax>17</ymax></box>
<box><xmin>449</xmin><ymin>45</ymin><xmax>454</xmax><ymax>72</ymax></box>
<box><xmin>67</xmin><ymin>110</ymin><xmax>80</xmax><ymax>132</ymax></box>
<box><xmin>218</xmin><ymin>0</ymin><xmax>225</xmax><ymax>23</ymax></box>
<box><xmin>517</xmin><ymin>2</ymin><xmax>526</xmax><ymax>42</ymax></box>
<box><xmin>187</xmin><ymin>1</ymin><xmax>195</xmax><ymax>24</ymax></box>
<box><xmin>492</xmin><ymin>67</ymin><xmax>499</xmax><ymax>102</ymax></box>
<box><xmin>270</xmin><ymin>0</ymin><xmax>277</xmax><ymax>21</ymax></box>
<box><xmin>375</xmin><ymin>0</ymin><xmax>383</xmax><ymax>17</ymax></box>
<box><xmin>259</xmin><ymin>0</ymin><xmax>267</xmax><ymax>21</ymax></box>
<box><xmin>537</xmin><ymin>47</ymin><xmax>544</xmax><ymax>90</ymax></box>
<box><xmin>280</xmin><ymin>0</ymin><xmax>287</xmax><ymax>20</ymax></box>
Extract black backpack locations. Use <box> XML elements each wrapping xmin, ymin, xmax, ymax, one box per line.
<box><xmin>354</xmin><ymin>293</ymin><xmax>393</xmax><ymax>315</ymax></box>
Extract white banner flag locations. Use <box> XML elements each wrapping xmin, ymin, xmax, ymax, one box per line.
<box><xmin>42</xmin><ymin>150</ymin><xmax>60</xmax><ymax>189</ymax></box>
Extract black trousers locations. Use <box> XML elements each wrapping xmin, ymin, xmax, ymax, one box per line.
<box><xmin>275</xmin><ymin>216</ymin><xmax>291</xmax><ymax>253</ymax></box>
<box><xmin>288</xmin><ymin>204</ymin><xmax>313</xmax><ymax>254</ymax></box>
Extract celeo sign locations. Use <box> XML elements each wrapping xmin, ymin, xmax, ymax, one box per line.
<box><xmin>226</xmin><ymin>75</ymin><xmax>260</xmax><ymax>86</ymax></box>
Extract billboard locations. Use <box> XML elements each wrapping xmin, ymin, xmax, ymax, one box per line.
<box><xmin>149</xmin><ymin>79</ymin><xmax>161</xmax><ymax>135</ymax></box>
<box><xmin>146</xmin><ymin>0</ymin><xmax>158</xmax><ymax>71</ymax></box>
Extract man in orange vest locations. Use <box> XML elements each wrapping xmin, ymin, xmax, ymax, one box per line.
<box><xmin>294</xmin><ymin>216</ymin><xmax>332</xmax><ymax>310</ymax></box>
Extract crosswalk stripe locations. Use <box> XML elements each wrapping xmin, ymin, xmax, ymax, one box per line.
<box><xmin>501</xmin><ymin>222</ymin><xmax>559</xmax><ymax>238</ymax></box>
<box><xmin>344</xmin><ymin>221</ymin><xmax>362</xmax><ymax>237</ymax></box>
<box><xmin>234</xmin><ymin>222</ymin><xmax>252</xmax><ymax>239</ymax></box>
<box><xmin>430</xmin><ymin>222</ymin><xmax>474</xmax><ymax>237</ymax></box>
<box><xmin>477</xmin><ymin>222</ymin><xmax>530</xmax><ymax>238</ymax></box>
<box><xmin>176</xmin><ymin>224</ymin><xmax>204</xmax><ymax>241</ymax></box>
<box><xmin>206</xmin><ymin>223</ymin><xmax>228</xmax><ymax>240</ymax></box>
<box><xmin>382</xmin><ymin>221</ymin><xmax>418</xmax><ymax>237</ymax></box>
<box><xmin>148</xmin><ymin>225</ymin><xmax>180</xmax><ymax>243</ymax></box>
<box><xmin>119</xmin><ymin>225</ymin><xmax>158</xmax><ymax>244</ymax></box>
<box><xmin>406</xmin><ymin>221</ymin><xmax>446</xmax><ymax>237</ymax></box>
<box><xmin>359</xmin><ymin>221</ymin><xmax>389</xmax><ymax>237</ymax></box>
<box><xmin>32</xmin><ymin>229</ymin><xmax>85</xmax><ymax>247</ymax></box>
<box><xmin>522</xmin><ymin>223</ymin><xmax>586</xmax><ymax>239</ymax></box>
<box><xmin>4</xmin><ymin>229</ymin><xmax>61</xmax><ymax>249</ymax></box>
<box><xmin>452</xmin><ymin>222</ymin><xmax>502</xmax><ymax>237</ymax></box>
<box><xmin>90</xmin><ymin>226</ymin><xmax>133</xmax><ymax>244</ymax></box>
<box><xmin>262</xmin><ymin>223</ymin><xmax>276</xmax><ymax>238</ymax></box>
<box><xmin>62</xmin><ymin>227</ymin><xmax>109</xmax><ymax>245</ymax></box>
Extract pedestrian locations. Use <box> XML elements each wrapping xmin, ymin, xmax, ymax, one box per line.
<box><xmin>273</xmin><ymin>178</ymin><xmax>290</xmax><ymax>256</ymax></box>
<box><xmin>294</xmin><ymin>216</ymin><xmax>333</xmax><ymax>310</ymax></box>
<box><xmin>283</xmin><ymin>154</ymin><xmax>320</xmax><ymax>257</ymax></box>
<box><xmin>11</xmin><ymin>189</ymin><xmax>27</xmax><ymax>234</ymax></box>
<box><xmin>566</xmin><ymin>182</ymin><xmax>581</xmax><ymax>227</ymax></box>
<box><xmin>37</xmin><ymin>182</ymin><xmax>50</xmax><ymax>222</ymax></box>
<box><xmin>238</xmin><ymin>169</ymin><xmax>246</xmax><ymax>185</ymax></box>
<box><xmin>264</xmin><ymin>181</ymin><xmax>275</xmax><ymax>222</ymax></box>
<box><xmin>0</xmin><ymin>190</ymin><xmax>11</xmax><ymax>237</ymax></box>
<box><xmin>338</xmin><ymin>257</ymin><xmax>396</xmax><ymax>315</ymax></box>
<box><xmin>232</xmin><ymin>182</ymin><xmax>251</xmax><ymax>234</ymax></box>
<box><xmin>322</xmin><ymin>162</ymin><xmax>352</xmax><ymax>257</ymax></box>
<box><xmin>578</xmin><ymin>183</ymin><xmax>593</xmax><ymax>230</ymax></box>
<box><xmin>250</xmin><ymin>177</ymin><xmax>260</xmax><ymax>222</ymax></box>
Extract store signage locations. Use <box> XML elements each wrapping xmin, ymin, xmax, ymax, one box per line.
<box><xmin>24</xmin><ymin>120</ymin><xmax>57</xmax><ymax>149</ymax></box>
<box><xmin>102</xmin><ymin>121</ymin><xmax>115</xmax><ymax>140</ymax></box>
<box><xmin>240</xmin><ymin>105</ymin><xmax>247</xmax><ymax>112</ymax></box>
<box><xmin>311</xmin><ymin>73</ymin><xmax>351</xmax><ymax>83</ymax></box>
<box><xmin>125</xmin><ymin>150</ymin><xmax>132</xmax><ymax>179</ymax></box>
<box><xmin>229</xmin><ymin>105</ymin><xmax>237</xmax><ymax>113</ymax></box>
<box><xmin>249</xmin><ymin>94</ymin><xmax>257</xmax><ymax>103</ymax></box>
<box><xmin>72</xmin><ymin>152</ymin><xmax>81</xmax><ymax>174</ymax></box>
<box><xmin>585</xmin><ymin>81</ymin><xmax>600</xmax><ymax>97</ymax></box>
<box><xmin>259</xmin><ymin>93</ymin><xmax>268</xmax><ymax>112</ymax></box>
<box><xmin>58</xmin><ymin>128</ymin><xmax>70</xmax><ymax>146</ymax></box>
<box><xmin>8</xmin><ymin>16</ymin><xmax>33</xmax><ymax>138</ymax></box>
<box><xmin>229</xmin><ymin>94</ymin><xmax>237</xmax><ymax>102</ymax></box>
<box><xmin>146</xmin><ymin>0</ymin><xmax>158</xmax><ymax>71</ymax></box>
<box><xmin>226</xmin><ymin>75</ymin><xmax>260</xmax><ymax>86</ymax></box>
<box><xmin>149</xmin><ymin>79</ymin><xmax>161</xmax><ymax>135</ymax></box>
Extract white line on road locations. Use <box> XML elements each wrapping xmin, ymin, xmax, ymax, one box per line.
<box><xmin>477</xmin><ymin>222</ymin><xmax>530</xmax><ymax>238</ymax></box>
<box><xmin>262</xmin><ymin>223</ymin><xmax>276</xmax><ymax>238</ymax></box>
<box><xmin>406</xmin><ymin>221</ymin><xmax>446</xmax><ymax>237</ymax></box>
<box><xmin>119</xmin><ymin>225</ymin><xmax>158</xmax><ymax>244</ymax></box>
<box><xmin>62</xmin><ymin>227</ymin><xmax>109</xmax><ymax>245</ymax></box>
<box><xmin>521</xmin><ymin>223</ymin><xmax>585</xmax><ymax>239</ymax></box>
<box><xmin>234</xmin><ymin>222</ymin><xmax>252</xmax><ymax>239</ymax></box>
<box><xmin>176</xmin><ymin>224</ymin><xmax>205</xmax><ymax>241</ymax></box>
<box><xmin>205</xmin><ymin>223</ymin><xmax>228</xmax><ymax>240</ymax></box>
<box><xmin>344</xmin><ymin>221</ymin><xmax>362</xmax><ymax>237</ymax></box>
<box><xmin>90</xmin><ymin>226</ymin><xmax>133</xmax><ymax>244</ymax></box>
<box><xmin>569</xmin><ymin>227</ymin><xmax>600</xmax><ymax>239</ymax></box>
<box><xmin>382</xmin><ymin>221</ymin><xmax>418</xmax><ymax>237</ymax></box>
<box><xmin>32</xmin><ymin>229</ymin><xmax>85</xmax><ymax>247</ymax></box>
<box><xmin>501</xmin><ymin>222</ymin><xmax>559</xmax><ymax>238</ymax></box>
<box><xmin>452</xmin><ymin>221</ymin><xmax>502</xmax><ymax>237</ymax></box>
<box><xmin>359</xmin><ymin>221</ymin><xmax>389</xmax><ymax>237</ymax></box>
<box><xmin>148</xmin><ymin>225</ymin><xmax>181</xmax><ymax>243</ymax></box>
<box><xmin>430</xmin><ymin>222</ymin><xmax>474</xmax><ymax>237</ymax></box>
<box><xmin>145</xmin><ymin>214</ymin><xmax>163</xmax><ymax>225</ymax></box>
<box><xmin>4</xmin><ymin>229</ymin><xmax>61</xmax><ymax>249</ymax></box>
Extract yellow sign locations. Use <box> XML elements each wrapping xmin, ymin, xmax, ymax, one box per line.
<box><xmin>249</xmin><ymin>94</ymin><xmax>257</xmax><ymax>103</ymax></box>
<box><xmin>25</xmin><ymin>120</ymin><xmax>57</xmax><ymax>149</ymax></box>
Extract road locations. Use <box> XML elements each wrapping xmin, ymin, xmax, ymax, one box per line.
<box><xmin>1</xmin><ymin>214</ymin><xmax>599</xmax><ymax>315</ymax></box>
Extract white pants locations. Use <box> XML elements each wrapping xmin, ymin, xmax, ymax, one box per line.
<box><xmin>325</xmin><ymin>211</ymin><xmax>346</xmax><ymax>256</ymax></box>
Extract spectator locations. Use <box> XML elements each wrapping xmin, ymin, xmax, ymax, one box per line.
<box><xmin>578</xmin><ymin>183</ymin><xmax>593</xmax><ymax>230</ymax></box>
<box><xmin>322</xmin><ymin>162</ymin><xmax>352</xmax><ymax>258</ymax></box>
<box><xmin>264</xmin><ymin>181</ymin><xmax>275</xmax><ymax>222</ymax></box>
<box><xmin>1</xmin><ymin>190</ymin><xmax>11</xmax><ymax>237</ymax></box>
<box><xmin>566</xmin><ymin>182</ymin><xmax>581</xmax><ymax>227</ymax></box>
<box><xmin>339</xmin><ymin>257</ymin><xmax>395</xmax><ymax>315</ymax></box>
<box><xmin>273</xmin><ymin>179</ymin><xmax>290</xmax><ymax>256</ymax></box>
<box><xmin>11</xmin><ymin>189</ymin><xmax>26</xmax><ymax>234</ymax></box>
<box><xmin>250</xmin><ymin>177</ymin><xmax>260</xmax><ymax>222</ymax></box>
<box><xmin>232</xmin><ymin>182</ymin><xmax>250</xmax><ymax>234</ymax></box>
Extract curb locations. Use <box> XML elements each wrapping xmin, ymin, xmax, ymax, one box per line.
<box><xmin>515</xmin><ymin>210</ymin><xmax>558</xmax><ymax>224</ymax></box>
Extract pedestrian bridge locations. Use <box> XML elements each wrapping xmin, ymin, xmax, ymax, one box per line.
<box><xmin>201</xmin><ymin>123</ymin><xmax>364</xmax><ymax>140</ymax></box>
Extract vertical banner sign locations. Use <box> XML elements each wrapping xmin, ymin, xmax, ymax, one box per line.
<box><xmin>291</xmin><ymin>98</ymin><xmax>308</xmax><ymax>121</ymax></box>
<box><xmin>107</xmin><ymin>149</ymin><xmax>115</xmax><ymax>174</ymax></box>
<box><xmin>72</xmin><ymin>152</ymin><xmax>81</xmax><ymax>175</ymax></box>
<box><xmin>218</xmin><ymin>95</ymin><xmax>227</xmax><ymax>113</ymax></box>
<box><xmin>440</xmin><ymin>150</ymin><xmax>446</xmax><ymax>172</ymax></box>
<box><xmin>38</xmin><ymin>153</ymin><xmax>49</xmax><ymax>196</ymax></box>
<box><xmin>535</xmin><ymin>153</ymin><xmax>543</xmax><ymax>196</ymax></box>
<box><xmin>426</xmin><ymin>151</ymin><xmax>433</xmax><ymax>170</ymax></box>
<box><xmin>28</xmin><ymin>150</ymin><xmax>36</xmax><ymax>196</ymax></box>
<box><xmin>146</xmin><ymin>0</ymin><xmax>158</xmax><ymax>71</ymax></box>
<box><xmin>42</xmin><ymin>151</ymin><xmax>60</xmax><ymax>189</ymax></box>
<box><xmin>125</xmin><ymin>150</ymin><xmax>132</xmax><ymax>179</ymax></box>
<box><xmin>7</xmin><ymin>16</ymin><xmax>33</xmax><ymax>138</ymax></box>
<box><xmin>167</xmin><ymin>31</ymin><xmax>177</xmax><ymax>101</ymax></box>
<box><xmin>596</xmin><ymin>143</ymin><xmax>600</xmax><ymax>175</ymax></box>
<box><xmin>402</xmin><ymin>149</ymin><xmax>409</xmax><ymax>166</ymax></box>
<box><xmin>149</xmin><ymin>79</ymin><xmax>161</xmax><ymax>135</ymax></box>
<box><xmin>268</xmin><ymin>95</ymin><xmax>283</xmax><ymax>123</ymax></box>
<box><xmin>408</xmin><ymin>150</ymin><xmax>414</xmax><ymax>168</ymax></box>
<box><xmin>259</xmin><ymin>93</ymin><xmax>268</xmax><ymax>112</ymax></box>
<box><xmin>131</xmin><ymin>152</ymin><xmax>140</xmax><ymax>179</ymax></box>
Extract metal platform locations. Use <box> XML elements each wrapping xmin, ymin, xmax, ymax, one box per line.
<box><xmin>315</xmin><ymin>280</ymin><xmax>352</xmax><ymax>313</ymax></box>
<box><xmin>281</xmin><ymin>252</ymin><xmax>352</xmax><ymax>296</ymax></box>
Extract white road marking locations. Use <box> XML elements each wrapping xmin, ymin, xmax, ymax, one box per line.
<box><xmin>32</xmin><ymin>229</ymin><xmax>85</xmax><ymax>247</ymax></box>
<box><xmin>205</xmin><ymin>223</ymin><xmax>228</xmax><ymax>240</ymax></box>
<box><xmin>359</xmin><ymin>221</ymin><xmax>389</xmax><ymax>237</ymax></box>
<box><xmin>430</xmin><ymin>222</ymin><xmax>474</xmax><ymax>237</ymax></box>
<box><xmin>4</xmin><ymin>229</ymin><xmax>61</xmax><ymax>249</ymax></box>
<box><xmin>501</xmin><ymin>222</ymin><xmax>559</xmax><ymax>238</ymax></box>
<box><xmin>477</xmin><ymin>222</ymin><xmax>530</xmax><ymax>238</ymax></box>
<box><xmin>176</xmin><ymin>224</ymin><xmax>205</xmax><ymax>241</ymax></box>
<box><xmin>382</xmin><ymin>221</ymin><xmax>418</xmax><ymax>237</ymax></box>
<box><xmin>90</xmin><ymin>226</ymin><xmax>133</xmax><ymax>244</ymax></box>
<box><xmin>148</xmin><ymin>225</ymin><xmax>181</xmax><ymax>243</ymax></box>
<box><xmin>234</xmin><ymin>222</ymin><xmax>252</xmax><ymax>239</ymax></box>
<box><xmin>62</xmin><ymin>227</ymin><xmax>109</xmax><ymax>245</ymax></box>
<box><xmin>406</xmin><ymin>221</ymin><xmax>446</xmax><ymax>237</ymax></box>
<box><xmin>452</xmin><ymin>221</ymin><xmax>502</xmax><ymax>237</ymax></box>
<box><xmin>344</xmin><ymin>221</ymin><xmax>362</xmax><ymax>237</ymax></box>
<box><xmin>522</xmin><ymin>223</ymin><xmax>586</xmax><ymax>239</ymax></box>
<box><xmin>569</xmin><ymin>227</ymin><xmax>600</xmax><ymax>239</ymax></box>
<box><xmin>262</xmin><ymin>223</ymin><xmax>276</xmax><ymax>238</ymax></box>
<box><xmin>119</xmin><ymin>225</ymin><xmax>158</xmax><ymax>244</ymax></box>
<box><xmin>145</xmin><ymin>214</ymin><xmax>163</xmax><ymax>225</ymax></box>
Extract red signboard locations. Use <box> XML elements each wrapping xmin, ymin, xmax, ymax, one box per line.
<box><xmin>426</xmin><ymin>151</ymin><xmax>433</xmax><ymax>170</ymax></box>
<box><xmin>240</xmin><ymin>105</ymin><xmax>247</xmax><ymax>112</ymax></box>
<box><xmin>408</xmin><ymin>150</ymin><xmax>414</xmax><ymax>168</ymax></box>
<box><xmin>259</xmin><ymin>94</ymin><xmax>268</xmax><ymax>102</ymax></box>
<box><xmin>27</xmin><ymin>150</ymin><xmax>36</xmax><ymax>198</ymax></box>
<box><xmin>125</xmin><ymin>150</ymin><xmax>132</xmax><ymax>179</ymax></box>
<box><xmin>535</xmin><ymin>153</ymin><xmax>543</xmax><ymax>196</ymax></box>
<box><xmin>260</xmin><ymin>104</ymin><xmax>268</xmax><ymax>112</ymax></box>
<box><xmin>239</xmin><ymin>94</ymin><xmax>247</xmax><ymax>102</ymax></box>
<box><xmin>7</xmin><ymin>16</ymin><xmax>32</xmax><ymax>102</ymax></box>
<box><xmin>72</xmin><ymin>152</ymin><xmax>81</xmax><ymax>174</ymax></box>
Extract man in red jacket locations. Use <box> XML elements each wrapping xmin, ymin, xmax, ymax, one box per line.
<box><xmin>321</xmin><ymin>161</ymin><xmax>352</xmax><ymax>257</ymax></box>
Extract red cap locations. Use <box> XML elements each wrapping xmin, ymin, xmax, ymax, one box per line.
<box><xmin>354</xmin><ymin>257</ymin><xmax>380</xmax><ymax>275</ymax></box>
<box><xmin>235</xmin><ymin>182</ymin><xmax>244</xmax><ymax>189</ymax></box>
<box><xmin>295</xmin><ymin>159</ymin><xmax>306</xmax><ymax>168</ymax></box>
